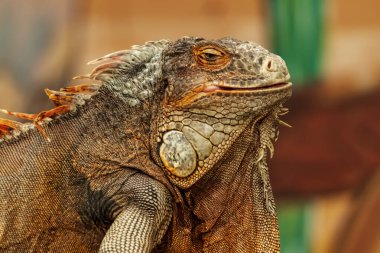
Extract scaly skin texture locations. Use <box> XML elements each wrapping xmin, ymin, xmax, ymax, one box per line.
<box><xmin>0</xmin><ymin>37</ymin><xmax>291</xmax><ymax>252</ymax></box>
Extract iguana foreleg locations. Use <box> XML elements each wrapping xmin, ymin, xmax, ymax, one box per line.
<box><xmin>99</xmin><ymin>173</ymin><xmax>173</xmax><ymax>253</ymax></box>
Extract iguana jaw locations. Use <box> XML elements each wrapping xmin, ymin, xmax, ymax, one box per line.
<box><xmin>200</xmin><ymin>81</ymin><xmax>291</xmax><ymax>92</ymax></box>
<box><xmin>169</xmin><ymin>80</ymin><xmax>292</xmax><ymax>107</ymax></box>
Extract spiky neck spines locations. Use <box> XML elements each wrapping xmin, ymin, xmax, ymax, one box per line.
<box><xmin>83</xmin><ymin>40</ymin><xmax>169</xmax><ymax>107</ymax></box>
<box><xmin>0</xmin><ymin>40</ymin><xmax>170</xmax><ymax>143</ymax></box>
<box><xmin>0</xmin><ymin>83</ymin><xmax>101</xmax><ymax>142</ymax></box>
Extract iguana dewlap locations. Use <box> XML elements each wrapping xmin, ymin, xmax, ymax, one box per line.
<box><xmin>0</xmin><ymin>37</ymin><xmax>291</xmax><ymax>252</ymax></box>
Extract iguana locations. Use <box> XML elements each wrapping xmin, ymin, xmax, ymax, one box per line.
<box><xmin>0</xmin><ymin>37</ymin><xmax>291</xmax><ymax>252</ymax></box>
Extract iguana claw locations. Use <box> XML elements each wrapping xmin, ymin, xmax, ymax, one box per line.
<box><xmin>255</xmin><ymin>148</ymin><xmax>265</xmax><ymax>163</ymax></box>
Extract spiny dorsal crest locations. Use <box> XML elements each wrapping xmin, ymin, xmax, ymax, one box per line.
<box><xmin>84</xmin><ymin>39</ymin><xmax>170</xmax><ymax>106</ymax></box>
<box><xmin>0</xmin><ymin>40</ymin><xmax>170</xmax><ymax>142</ymax></box>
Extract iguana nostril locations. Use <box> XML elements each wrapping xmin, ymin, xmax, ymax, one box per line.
<box><xmin>267</xmin><ymin>60</ymin><xmax>272</xmax><ymax>70</ymax></box>
<box><xmin>264</xmin><ymin>57</ymin><xmax>278</xmax><ymax>72</ymax></box>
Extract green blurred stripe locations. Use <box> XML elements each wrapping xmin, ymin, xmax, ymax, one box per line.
<box><xmin>269</xmin><ymin>0</ymin><xmax>324</xmax><ymax>85</ymax></box>
<box><xmin>279</xmin><ymin>203</ymin><xmax>312</xmax><ymax>253</ymax></box>
<box><xmin>269</xmin><ymin>0</ymin><xmax>325</xmax><ymax>252</ymax></box>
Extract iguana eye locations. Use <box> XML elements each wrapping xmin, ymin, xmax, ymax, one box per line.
<box><xmin>199</xmin><ymin>49</ymin><xmax>223</xmax><ymax>62</ymax></box>
<box><xmin>194</xmin><ymin>45</ymin><xmax>230</xmax><ymax>70</ymax></box>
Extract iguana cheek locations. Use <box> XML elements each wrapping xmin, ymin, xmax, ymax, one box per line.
<box><xmin>159</xmin><ymin>130</ymin><xmax>197</xmax><ymax>178</ymax></box>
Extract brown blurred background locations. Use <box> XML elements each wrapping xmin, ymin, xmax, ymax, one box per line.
<box><xmin>0</xmin><ymin>0</ymin><xmax>379</xmax><ymax>252</ymax></box>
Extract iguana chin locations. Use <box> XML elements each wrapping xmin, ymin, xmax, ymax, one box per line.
<box><xmin>0</xmin><ymin>37</ymin><xmax>291</xmax><ymax>252</ymax></box>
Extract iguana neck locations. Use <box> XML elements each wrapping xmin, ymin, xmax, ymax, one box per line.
<box><xmin>62</xmin><ymin>87</ymin><xmax>160</xmax><ymax>179</ymax></box>
<box><xmin>0</xmin><ymin>86</ymin><xmax>156</xmax><ymax>178</ymax></box>
<box><xmin>71</xmin><ymin>85</ymin><xmax>177</xmax><ymax>201</ymax></box>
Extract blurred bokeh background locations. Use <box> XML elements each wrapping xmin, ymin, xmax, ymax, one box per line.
<box><xmin>1</xmin><ymin>0</ymin><xmax>379</xmax><ymax>252</ymax></box>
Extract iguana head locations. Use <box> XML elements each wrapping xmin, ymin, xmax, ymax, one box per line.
<box><xmin>155</xmin><ymin>37</ymin><xmax>291</xmax><ymax>188</ymax></box>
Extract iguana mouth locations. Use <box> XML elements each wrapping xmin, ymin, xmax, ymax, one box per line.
<box><xmin>201</xmin><ymin>81</ymin><xmax>292</xmax><ymax>93</ymax></box>
<box><xmin>169</xmin><ymin>81</ymin><xmax>291</xmax><ymax>107</ymax></box>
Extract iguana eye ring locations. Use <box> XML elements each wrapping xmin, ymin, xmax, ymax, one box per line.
<box><xmin>194</xmin><ymin>45</ymin><xmax>230</xmax><ymax>70</ymax></box>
